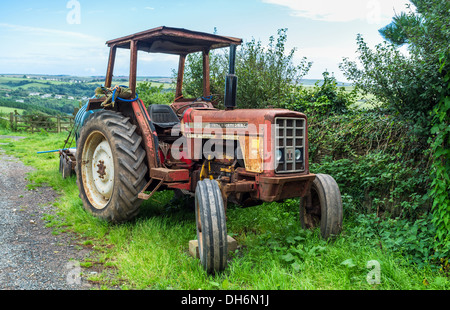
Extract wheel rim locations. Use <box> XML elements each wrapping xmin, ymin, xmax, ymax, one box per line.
<box><xmin>81</xmin><ymin>131</ymin><xmax>115</xmax><ymax>210</ymax></box>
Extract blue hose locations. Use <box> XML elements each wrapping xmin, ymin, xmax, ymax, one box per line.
<box><xmin>112</xmin><ymin>87</ymin><xmax>139</xmax><ymax>103</ymax></box>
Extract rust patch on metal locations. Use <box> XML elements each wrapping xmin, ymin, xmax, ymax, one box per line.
<box><xmin>96</xmin><ymin>160</ymin><xmax>106</xmax><ymax>179</ymax></box>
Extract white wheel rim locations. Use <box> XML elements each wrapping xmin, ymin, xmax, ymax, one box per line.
<box><xmin>81</xmin><ymin>131</ymin><xmax>115</xmax><ymax>210</ymax></box>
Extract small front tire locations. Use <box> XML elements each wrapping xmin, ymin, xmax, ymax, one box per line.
<box><xmin>195</xmin><ymin>179</ymin><xmax>228</xmax><ymax>273</ymax></box>
<box><xmin>300</xmin><ymin>174</ymin><xmax>343</xmax><ymax>239</ymax></box>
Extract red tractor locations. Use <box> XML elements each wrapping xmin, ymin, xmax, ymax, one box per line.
<box><xmin>69</xmin><ymin>26</ymin><xmax>343</xmax><ymax>273</ymax></box>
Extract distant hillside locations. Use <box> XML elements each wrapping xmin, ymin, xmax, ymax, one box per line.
<box><xmin>300</xmin><ymin>78</ymin><xmax>352</xmax><ymax>87</ymax></box>
<box><xmin>0</xmin><ymin>74</ymin><xmax>351</xmax><ymax>116</ymax></box>
<box><xmin>0</xmin><ymin>74</ymin><xmax>174</xmax><ymax>116</ymax></box>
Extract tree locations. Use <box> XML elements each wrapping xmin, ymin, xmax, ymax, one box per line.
<box><xmin>235</xmin><ymin>28</ymin><xmax>312</xmax><ymax>109</ymax></box>
<box><xmin>378</xmin><ymin>11</ymin><xmax>422</xmax><ymax>46</ymax></box>
<box><xmin>340</xmin><ymin>0</ymin><xmax>449</xmax><ymax>135</ymax></box>
<box><xmin>181</xmin><ymin>28</ymin><xmax>312</xmax><ymax>109</ymax></box>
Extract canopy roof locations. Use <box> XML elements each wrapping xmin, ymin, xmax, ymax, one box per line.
<box><xmin>106</xmin><ymin>26</ymin><xmax>242</xmax><ymax>55</ymax></box>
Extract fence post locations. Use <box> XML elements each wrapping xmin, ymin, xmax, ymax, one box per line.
<box><xmin>10</xmin><ymin>112</ymin><xmax>14</xmax><ymax>131</ymax></box>
<box><xmin>57</xmin><ymin>115</ymin><xmax>61</xmax><ymax>133</ymax></box>
<box><xmin>14</xmin><ymin>111</ymin><xmax>18</xmax><ymax>131</ymax></box>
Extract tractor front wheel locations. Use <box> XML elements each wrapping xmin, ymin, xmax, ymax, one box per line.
<box><xmin>300</xmin><ymin>174</ymin><xmax>343</xmax><ymax>239</ymax></box>
<box><xmin>195</xmin><ymin>179</ymin><xmax>228</xmax><ymax>273</ymax></box>
<box><xmin>75</xmin><ymin>110</ymin><xmax>148</xmax><ymax>223</ymax></box>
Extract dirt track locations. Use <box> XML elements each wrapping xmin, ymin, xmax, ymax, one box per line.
<box><xmin>0</xmin><ymin>136</ymin><xmax>93</xmax><ymax>290</ymax></box>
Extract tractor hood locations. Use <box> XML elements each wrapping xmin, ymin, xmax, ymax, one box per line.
<box><xmin>181</xmin><ymin>107</ymin><xmax>307</xmax><ymax>130</ymax></box>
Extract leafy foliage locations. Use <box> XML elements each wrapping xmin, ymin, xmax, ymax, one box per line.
<box><xmin>340</xmin><ymin>34</ymin><xmax>435</xmax><ymax>135</ymax></box>
<box><xmin>378</xmin><ymin>11</ymin><xmax>423</xmax><ymax>46</ymax></box>
<box><xmin>284</xmin><ymin>71</ymin><xmax>356</xmax><ymax>115</ymax></box>
<box><xmin>340</xmin><ymin>0</ymin><xmax>450</xmax><ymax>259</ymax></box>
<box><xmin>136</xmin><ymin>82</ymin><xmax>174</xmax><ymax>106</ymax></box>
<box><xmin>350</xmin><ymin>213</ymin><xmax>437</xmax><ymax>267</ymax></box>
<box><xmin>181</xmin><ymin>49</ymin><xmax>227</xmax><ymax>104</ymax></box>
<box><xmin>429</xmin><ymin>54</ymin><xmax>450</xmax><ymax>257</ymax></box>
<box><xmin>235</xmin><ymin>28</ymin><xmax>312</xmax><ymax>109</ymax></box>
<box><xmin>340</xmin><ymin>0</ymin><xmax>450</xmax><ymax>136</ymax></box>
<box><xmin>181</xmin><ymin>28</ymin><xmax>312</xmax><ymax>109</ymax></box>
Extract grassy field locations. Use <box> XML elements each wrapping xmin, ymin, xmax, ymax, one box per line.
<box><xmin>0</xmin><ymin>106</ymin><xmax>25</xmax><ymax>115</ymax></box>
<box><xmin>0</xmin><ymin>130</ymin><xmax>448</xmax><ymax>290</ymax></box>
<box><xmin>0</xmin><ymin>75</ymin><xmax>173</xmax><ymax>91</ymax></box>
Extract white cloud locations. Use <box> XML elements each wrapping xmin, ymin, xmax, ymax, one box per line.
<box><xmin>262</xmin><ymin>0</ymin><xmax>412</xmax><ymax>23</ymax></box>
<box><xmin>0</xmin><ymin>23</ymin><xmax>103</xmax><ymax>43</ymax></box>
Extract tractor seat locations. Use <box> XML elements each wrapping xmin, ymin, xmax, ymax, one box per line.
<box><xmin>147</xmin><ymin>104</ymin><xmax>180</xmax><ymax>128</ymax></box>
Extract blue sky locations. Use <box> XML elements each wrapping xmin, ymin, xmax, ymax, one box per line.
<box><xmin>0</xmin><ymin>0</ymin><xmax>413</xmax><ymax>82</ymax></box>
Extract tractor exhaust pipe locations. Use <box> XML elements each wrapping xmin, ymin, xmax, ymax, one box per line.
<box><xmin>224</xmin><ymin>44</ymin><xmax>237</xmax><ymax>110</ymax></box>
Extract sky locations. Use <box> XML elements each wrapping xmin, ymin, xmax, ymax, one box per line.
<box><xmin>0</xmin><ymin>0</ymin><xmax>414</xmax><ymax>82</ymax></box>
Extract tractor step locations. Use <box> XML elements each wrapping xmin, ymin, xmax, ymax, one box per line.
<box><xmin>138</xmin><ymin>168</ymin><xmax>190</xmax><ymax>200</ymax></box>
<box><xmin>150</xmin><ymin>167</ymin><xmax>189</xmax><ymax>182</ymax></box>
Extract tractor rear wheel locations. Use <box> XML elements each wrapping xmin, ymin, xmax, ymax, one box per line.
<box><xmin>300</xmin><ymin>174</ymin><xmax>343</xmax><ymax>239</ymax></box>
<box><xmin>75</xmin><ymin>110</ymin><xmax>148</xmax><ymax>223</ymax></box>
<box><xmin>195</xmin><ymin>179</ymin><xmax>227</xmax><ymax>273</ymax></box>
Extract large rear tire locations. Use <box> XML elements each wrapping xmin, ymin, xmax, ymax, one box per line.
<box><xmin>300</xmin><ymin>174</ymin><xmax>343</xmax><ymax>239</ymax></box>
<box><xmin>75</xmin><ymin>110</ymin><xmax>148</xmax><ymax>223</ymax></box>
<box><xmin>195</xmin><ymin>179</ymin><xmax>227</xmax><ymax>273</ymax></box>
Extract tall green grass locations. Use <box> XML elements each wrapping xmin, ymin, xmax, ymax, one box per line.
<box><xmin>0</xmin><ymin>131</ymin><xmax>448</xmax><ymax>290</ymax></box>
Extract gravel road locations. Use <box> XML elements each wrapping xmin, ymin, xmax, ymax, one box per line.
<box><xmin>0</xmin><ymin>136</ymin><xmax>93</xmax><ymax>290</ymax></box>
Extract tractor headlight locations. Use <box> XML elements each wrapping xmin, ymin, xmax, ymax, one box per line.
<box><xmin>276</xmin><ymin>149</ymin><xmax>283</xmax><ymax>162</ymax></box>
<box><xmin>295</xmin><ymin>149</ymin><xmax>302</xmax><ymax>161</ymax></box>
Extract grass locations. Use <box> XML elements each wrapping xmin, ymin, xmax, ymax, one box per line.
<box><xmin>0</xmin><ymin>130</ymin><xmax>448</xmax><ymax>290</ymax></box>
<box><xmin>0</xmin><ymin>76</ymin><xmax>67</xmax><ymax>90</ymax></box>
<box><xmin>0</xmin><ymin>106</ymin><xmax>26</xmax><ymax>115</ymax></box>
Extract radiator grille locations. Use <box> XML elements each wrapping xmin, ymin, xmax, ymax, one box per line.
<box><xmin>274</xmin><ymin>117</ymin><xmax>305</xmax><ymax>173</ymax></box>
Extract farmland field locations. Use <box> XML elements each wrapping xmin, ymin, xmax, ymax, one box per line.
<box><xmin>0</xmin><ymin>106</ymin><xmax>25</xmax><ymax>115</ymax></box>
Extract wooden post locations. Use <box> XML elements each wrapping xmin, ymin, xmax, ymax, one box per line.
<box><xmin>57</xmin><ymin>115</ymin><xmax>61</xmax><ymax>133</ymax></box>
<box><xmin>9</xmin><ymin>112</ymin><xmax>13</xmax><ymax>131</ymax></box>
<box><xmin>202</xmin><ymin>48</ymin><xmax>211</xmax><ymax>98</ymax></box>
<box><xmin>129</xmin><ymin>40</ymin><xmax>138</xmax><ymax>98</ymax></box>
<box><xmin>175</xmin><ymin>54</ymin><xmax>186</xmax><ymax>99</ymax></box>
<box><xmin>14</xmin><ymin>112</ymin><xmax>18</xmax><ymax>131</ymax></box>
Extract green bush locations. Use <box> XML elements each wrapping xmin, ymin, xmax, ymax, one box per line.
<box><xmin>136</xmin><ymin>82</ymin><xmax>174</xmax><ymax>106</ymax></box>
<box><xmin>181</xmin><ymin>28</ymin><xmax>312</xmax><ymax>109</ymax></box>
<box><xmin>311</xmin><ymin>152</ymin><xmax>429</xmax><ymax>219</ymax></box>
<box><xmin>285</xmin><ymin>71</ymin><xmax>356</xmax><ymax>115</ymax></box>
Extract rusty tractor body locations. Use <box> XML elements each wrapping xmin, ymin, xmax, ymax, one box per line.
<box><xmin>65</xmin><ymin>26</ymin><xmax>343</xmax><ymax>273</ymax></box>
